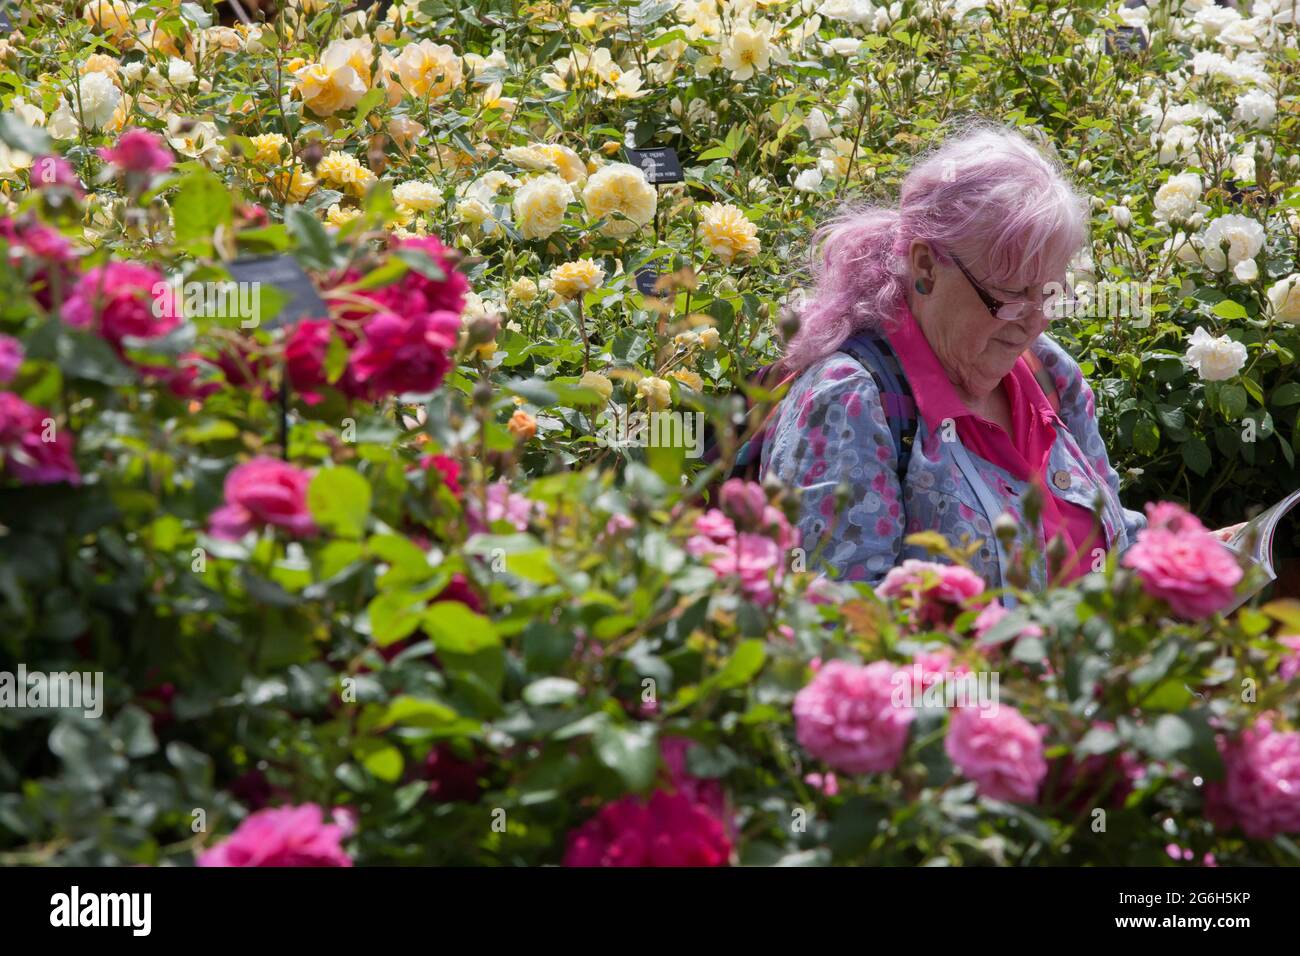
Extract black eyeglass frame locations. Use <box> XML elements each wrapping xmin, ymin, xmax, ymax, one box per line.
<box><xmin>947</xmin><ymin>253</ymin><xmax>1036</xmax><ymax>322</ymax></box>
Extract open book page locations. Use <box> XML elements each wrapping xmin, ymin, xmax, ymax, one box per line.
<box><xmin>1222</xmin><ymin>488</ymin><xmax>1300</xmax><ymax>606</ymax></box>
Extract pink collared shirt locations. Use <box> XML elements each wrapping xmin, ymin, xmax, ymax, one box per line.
<box><xmin>883</xmin><ymin>306</ymin><xmax>1103</xmax><ymax>584</ymax></box>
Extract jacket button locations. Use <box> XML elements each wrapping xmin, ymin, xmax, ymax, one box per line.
<box><xmin>1052</xmin><ymin>470</ymin><xmax>1071</xmax><ymax>490</ymax></box>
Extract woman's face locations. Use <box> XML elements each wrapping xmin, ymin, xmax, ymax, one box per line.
<box><xmin>906</xmin><ymin>240</ymin><xmax>1053</xmax><ymax>400</ymax></box>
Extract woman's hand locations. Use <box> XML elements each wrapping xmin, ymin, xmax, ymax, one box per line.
<box><xmin>1211</xmin><ymin>521</ymin><xmax>1246</xmax><ymax>543</ymax></box>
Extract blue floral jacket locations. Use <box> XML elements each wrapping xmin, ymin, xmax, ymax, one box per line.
<box><xmin>759</xmin><ymin>331</ymin><xmax>1147</xmax><ymax>592</ymax></box>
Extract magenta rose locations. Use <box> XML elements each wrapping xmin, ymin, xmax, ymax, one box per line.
<box><xmin>350</xmin><ymin>309</ymin><xmax>461</xmax><ymax>397</ymax></box>
<box><xmin>0</xmin><ymin>335</ymin><xmax>23</xmax><ymax>384</ymax></box>
<box><xmin>98</xmin><ymin>128</ymin><xmax>175</xmax><ymax>174</ymax></box>
<box><xmin>945</xmin><ymin>704</ymin><xmax>1047</xmax><ymax>804</ymax></box>
<box><xmin>1121</xmin><ymin>501</ymin><xmax>1243</xmax><ymax>619</ymax></box>
<box><xmin>363</xmin><ymin>235</ymin><xmax>470</xmax><ymax>317</ymax></box>
<box><xmin>1204</xmin><ymin>717</ymin><xmax>1300</xmax><ymax>841</ymax></box>
<box><xmin>563</xmin><ymin>789</ymin><xmax>732</xmax><ymax>867</ymax></box>
<box><xmin>197</xmin><ymin>803</ymin><xmax>352</xmax><ymax>867</ymax></box>
<box><xmin>208</xmin><ymin>456</ymin><xmax>317</xmax><ymax>540</ymax></box>
<box><xmin>793</xmin><ymin>659</ymin><xmax>914</xmax><ymax>774</ymax></box>
<box><xmin>63</xmin><ymin>262</ymin><xmax>180</xmax><ymax>351</ymax></box>
<box><xmin>0</xmin><ymin>392</ymin><xmax>80</xmax><ymax>485</ymax></box>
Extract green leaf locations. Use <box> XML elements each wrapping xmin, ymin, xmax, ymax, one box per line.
<box><xmin>593</xmin><ymin>721</ymin><xmax>658</xmax><ymax>791</ymax></box>
<box><xmin>0</xmin><ymin>112</ymin><xmax>51</xmax><ymax>155</ymax></box>
<box><xmin>1272</xmin><ymin>383</ymin><xmax>1300</xmax><ymax>406</ymax></box>
<box><xmin>423</xmin><ymin>602</ymin><xmax>500</xmax><ymax>654</ymax></box>
<box><xmin>1211</xmin><ymin>299</ymin><xmax>1247</xmax><ymax>320</ymax></box>
<box><xmin>172</xmin><ymin>170</ymin><xmax>233</xmax><ymax>248</ymax></box>
<box><xmin>308</xmin><ymin>468</ymin><xmax>371</xmax><ymax>538</ymax></box>
<box><xmin>355</xmin><ymin>739</ymin><xmax>404</xmax><ymax>783</ymax></box>
<box><xmin>366</xmin><ymin>589</ymin><xmax>427</xmax><ymax>646</ymax></box>
<box><xmin>1220</xmin><ymin>384</ymin><xmax>1248</xmax><ymax>419</ymax></box>
<box><xmin>1181</xmin><ymin>437</ymin><xmax>1211</xmax><ymax>476</ymax></box>
<box><xmin>715</xmin><ymin>640</ymin><xmax>767</xmax><ymax>689</ymax></box>
<box><xmin>286</xmin><ymin>205</ymin><xmax>335</xmax><ymax>271</ymax></box>
<box><xmin>1132</xmin><ymin>417</ymin><xmax>1160</xmax><ymax>455</ymax></box>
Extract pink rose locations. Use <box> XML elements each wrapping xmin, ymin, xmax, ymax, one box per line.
<box><xmin>0</xmin><ymin>335</ymin><xmax>23</xmax><ymax>384</ymax></box>
<box><xmin>1204</xmin><ymin>717</ymin><xmax>1300</xmax><ymax>841</ymax></box>
<box><xmin>1277</xmin><ymin>635</ymin><xmax>1300</xmax><ymax>682</ymax></box>
<box><xmin>197</xmin><ymin>803</ymin><xmax>352</xmax><ymax>867</ymax></box>
<box><xmin>0</xmin><ymin>392</ymin><xmax>80</xmax><ymax>485</ymax></box>
<box><xmin>718</xmin><ymin>478</ymin><xmax>768</xmax><ymax>529</ymax></box>
<box><xmin>466</xmin><ymin>481</ymin><xmax>537</xmax><ymax>533</ymax></box>
<box><xmin>686</xmin><ymin>506</ymin><xmax>798</xmax><ymax>607</ymax></box>
<box><xmin>945</xmin><ymin>704</ymin><xmax>1047</xmax><ymax>804</ymax></box>
<box><xmin>877</xmin><ymin>559</ymin><xmax>986</xmax><ymax>628</ymax></box>
<box><xmin>793</xmin><ymin>659</ymin><xmax>913</xmax><ymax>774</ymax></box>
<box><xmin>208</xmin><ymin>457</ymin><xmax>317</xmax><ymax>540</ymax></box>
<box><xmin>63</xmin><ymin>262</ymin><xmax>180</xmax><ymax>351</ymax></box>
<box><xmin>563</xmin><ymin>789</ymin><xmax>732</xmax><ymax>867</ymax></box>
<box><xmin>350</xmin><ymin>309</ymin><xmax>461</xmax><ymax>397</ymax></box>
<box><xmin>98</xmin><ymin>128</ymin><xmax>174</xmax><ymax>174</ymax></box>
<box><xmin>1122</xmin><ymin>501</ymin><xmax>1243</xmax><ymax>619</ymax></box>
<box><xmin>28</xmin><ymin>155</ymin><xmax>84</xmax><ymax>194</ymax></box>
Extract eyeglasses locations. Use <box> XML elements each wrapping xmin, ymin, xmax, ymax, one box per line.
<box><xmin>949</xmin><ymin>253</ymin><xmax>1040</xmax><ymax>322</ymax></box>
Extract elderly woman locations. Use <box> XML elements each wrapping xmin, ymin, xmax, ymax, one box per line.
<box><xmin>760</xmin><ymin>122</ymin><xmax>1146</xmax><ymax>594</ymax></box>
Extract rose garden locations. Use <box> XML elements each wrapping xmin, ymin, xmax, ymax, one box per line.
<box><xmin>1</xmin><ymin>0</ymin><xmax>1299</xmax><ymax>868</ymax></box>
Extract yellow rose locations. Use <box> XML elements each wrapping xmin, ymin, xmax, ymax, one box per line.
<box><xmin>509</xmin><ymin>277</ymin><xmax>541</xmax><ymax>304</ymax></box>
<box><xmin>392</xmin><ymin>40</ymin><xmax>463</xmax><ymax>101</ymax></box>
<box><xmin>394</xmin><ymin>180</ymin><xmax>443</xmax><ymax>212</ymax></box>
<box><xmin>295</xmin><ymin>40</ymin><xmax>372</xmax><ymax>117</ymax></box>
<box><xmin>699</xmin><ymin>327</ymin><xmax>721</xmax><ymax>350</ymax></box>
<box><xmin>698</xmin><ymin>202</ymin><xmax>760</xmax><ymax>265</ymax></box>
<box><xmin>637</xmin><ymin>376</ymin><xmax>672</xmax><ymax>412</ymax></box>
<box><xmin>249</xmin><ymin>133</ymin><xmax>287</xmax><ymax>165</ymax></box>
<box><xmin>669</xmin><ymin>369</ymin><xmax>704</xmax><ymax>392</ymax></box>
<box><xmin>582</xmin><ymin>162</ymin><xmax>656</xmax><ymax>239</ymax></box>
<box><xmin>550</xmin><ymin>258</ymin><xmax>605</xmax><ymax>300</ymax></box>
<box><xmin>513</xmin><ymin>174</ymin><xmax>575</xmax><ymax>240</ymax></box>
<box><xmin>83</xmin><ymin>1</ymin><xmax>135</xmax><ymax>45</ymax></box>
<box><xmin>272</xmin><ymin>166</ymin><xmax>317</xmax><ymax>203</ymax></box>
<box><xmin>579</xmin><ymin>370</ymin><xmax>613</xmax><ymax>402</ymax></box>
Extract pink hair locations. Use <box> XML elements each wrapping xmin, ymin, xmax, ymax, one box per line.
<box><xmin>780</xmin><ymin>118</ymin><xmax>1089</xmax><ymax>373</ymax></box>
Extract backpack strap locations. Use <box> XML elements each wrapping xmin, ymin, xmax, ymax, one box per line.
<box><xmin>838</xmin><ymin>331</ymin><xmax>918</xmax><ymax>479</ymax></box>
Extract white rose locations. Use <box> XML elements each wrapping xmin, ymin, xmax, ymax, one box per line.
<box><xmin>1154</xmin><ymin>173</ymin><xmax>1203</xmax><ymax>223</ymax></box>
<box><xmin>1266</xmin><ymin>275</ymin><xmax>1300</xmax><ymax>324</ymax></box>
<box><xmin>1184</xmin><ymin>326</ymin><xmax>1247</xmax><ymax>381</ymax></box>
<box><xmin>805</xmin><ymin>107</ymin><xmax>833</xmax><ymax>140</ymax></box>
<box><xmin>1233</xmin><ymin>258</ymin><xmax>1258</xmax><ymax>283</ymax></box>
<box><xmin>793</xmin><ymin>168</ymin><xmax>823</xmax><ymax>192</ymax></box>
<box><xmin>1109</xmin><ymin>205</ymin><xmax>1132</xmax><ymax>230</ymax></box>
<box><xmin>47</xmin><ymin>103</ymin><xmax>79</xmax><ymax>140</ymax></box>
<box><xmin>168</xmin><ymin>58</ymin><xmax>197</xmax><ymax>86</ymax></box>
<box><xmin>1200</xmin><ymin>214</ymin><xmax>1266</xmax><ymax>272</ymax></box>
<box><xmin>1233</xmin><ymin>89</ymin><xmax>1276</xmax><ymax>128</ymax></box>
<box><xmin>75</xmin><ymin>71</ymin><xmax>121</xmax><ymax>129</ymax></box>
<box><xmin>1230</xmin><ymin>153</ymin><xmax>1256</xmax><ymax>184</ymax></box>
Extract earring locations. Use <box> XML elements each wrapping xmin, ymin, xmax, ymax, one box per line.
<box><xmin>915</xmin><ymin>278</ymin><xmax>930</xmax><ymax>295</ymax></box>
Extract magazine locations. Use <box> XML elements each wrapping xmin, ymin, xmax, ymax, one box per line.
<box><xmin>1223</xmin><ymin>488</ymin><xmax>1300</xmax><ymax>608</ymax></box>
